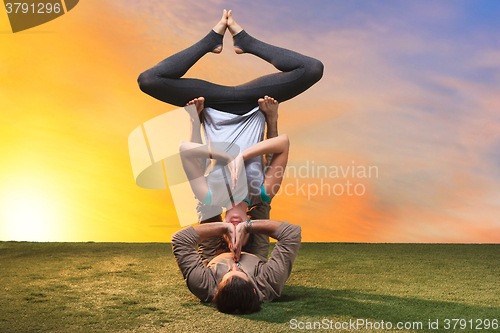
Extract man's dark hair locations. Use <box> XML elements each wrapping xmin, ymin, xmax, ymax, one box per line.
<box><xmin>212</xmin><ymin>275</ymin><xmax>261</xmax><ymax>314</ymax></box>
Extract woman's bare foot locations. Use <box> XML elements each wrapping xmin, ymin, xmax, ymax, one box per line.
<box><xmin>186</xmin><ymin>97</ymin><xmax>205</xmax><ymax>116</ymax></box>
<box><xmin>211</xmin><ymin>9</ymin><xmax>228</xmax><ymax>53</ymax></box>
<box><xmin>227</xmin><ymin>10</ymin><xmax>244</xmax><ymax>54</ymax></box>
<box><xmin>258</xmin><ymin>96</ymin><xmax>278</xmax><ymax>119</ymax></box>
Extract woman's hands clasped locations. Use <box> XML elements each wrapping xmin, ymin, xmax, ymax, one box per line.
<box><xmin>227</xmin><ymin>152</ymin><xmax>244</xmax><ymax>190</ymax></box>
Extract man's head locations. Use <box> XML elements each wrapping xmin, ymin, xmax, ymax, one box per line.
<box><xmin>212</xmin><ymin>263</ymin><xmax>260</xmax><ymax>314</ymax></box>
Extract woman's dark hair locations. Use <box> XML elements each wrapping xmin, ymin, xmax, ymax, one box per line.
<box><xmin>212</xmin><ymin>275</ymin><xmax>261</xmax><ymax>314</ymax></box>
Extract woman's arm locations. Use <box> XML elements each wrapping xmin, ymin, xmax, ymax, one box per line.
<box><xmin>241</xmin><ymin>134</ymin><xmax>288</xmax><ymax>161</ymax></box>
<box><xmin>179</xmin><ymin>141</ymin><xmax>234</xmax><ymax>163</ymax></box>
<box><xmin>239</xmin><ymin>134</ymin><xmax>289</xmax><ymax>200</ymax></box>
<box><xmin>179</xmin><ymin>141</ymin><xmax>238</xmax><ymax>201</ymax></box>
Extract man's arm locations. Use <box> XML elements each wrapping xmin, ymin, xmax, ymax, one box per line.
<box><xmin>254</xmin><ymin>221</ymin><xmax>301</xmax><ymax>301</ymax></box>
<box><xmin>234</xmin><ymin>220</ymin><xmax>282</xmax><ymax>261</ymax></box>
<box><xmin>234</xmin><ymin>220</ymin><xmax>301</xmax><ymax>301</ymax></box>
<box><xmin>189</xmin><ymin>116</ymin><xmax>203</xmax><ymax>144</ymax></box>
<box><xmin>259</xmin><ymin>95</ymin><xmax>279</xmax><ymax>139</ymax></box>
<box><xmin>171</xmin><ymin>223</ymin><xmax>236</xmax><ymax>302</ymax></box>
<box><xmin>266</xmin><ymin>112</ymin><xmax>278</xmax><ymax>140</ymax></box>
<box><xmin>185</xmin><ymin>98</ymin><xmax>205</xmax><ymax>144</ymax></box>
<box><xmin>192</xmin><ymin>222</ymin><xmax>235</xmax><ymax>245</ymax></box>
<box><xmin>258</xmin><ymin>96</ymin><xmax>279</xmax><ymax>166</ymax></box>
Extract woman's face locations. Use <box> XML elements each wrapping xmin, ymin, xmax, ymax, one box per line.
<box><xmin>224</xmin><ymin>201</ymin><xmax>249</xmax><ymax>227</ymax></box>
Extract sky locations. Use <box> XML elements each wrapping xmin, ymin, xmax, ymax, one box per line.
<box><xmin>1</xmin><ymin>0</ymin><xmax>500</xmax><ymax>242</ymax></box>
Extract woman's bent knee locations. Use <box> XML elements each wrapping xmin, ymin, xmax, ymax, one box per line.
<box><xmin>137</xmin><ymin>70</ymin><xmax>156</xmax><ymax>94</ymax></box>
<box><xmin>307</xmin><ymin>58</ymin><xmax>324</xmax><ymax>84</ymax></box>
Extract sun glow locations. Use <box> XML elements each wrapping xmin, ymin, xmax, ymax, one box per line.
<box><xmin>1</xmin><ymin>188</ymin><xmax>60</xmax><ymax>242</ymax></box>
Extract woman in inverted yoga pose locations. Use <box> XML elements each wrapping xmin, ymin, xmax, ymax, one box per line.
<box><xmin>138</xmin><ymin>10</ymin><xmax>322</xmax><ymax>314</ymax></box>
<box><xmin>138</xmin><ymin>9</ymin><xmax>322</xmax><ymax>224</ymax></box>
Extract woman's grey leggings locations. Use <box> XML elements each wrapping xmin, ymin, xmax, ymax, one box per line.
<box><xmin>138</xmin><ymin>30</ymin><xmax>324</xmax><ymax>115</ymax></box>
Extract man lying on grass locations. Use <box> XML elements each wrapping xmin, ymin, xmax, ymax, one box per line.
<box><xmin>171</xmin><ymin>219</ymin><xmax>301</xmax><ymax>314</ymax></box>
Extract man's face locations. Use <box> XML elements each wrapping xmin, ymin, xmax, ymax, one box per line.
<box><xmin>222</xmin><ymin>263</ymin><xmax>250</xmax><ymax>283</ymax></box>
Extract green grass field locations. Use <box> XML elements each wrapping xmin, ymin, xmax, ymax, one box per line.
<box><xmin>1</xmin><ymin>242</ymin><xmax>499</xmax><ymax>332</ymax></box>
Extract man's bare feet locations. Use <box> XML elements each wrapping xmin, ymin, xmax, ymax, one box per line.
<box><xmin>227</xmin><ymin>10</ymin><xmax>244</xmax><ymax>54</ymax></box>
<box><xmin>211</xmin><ymin>9</ymin><xmax>228</xmax><ymax>53</ymax></box>
<box><xmin>258</xmin><ymin>96</ymin><xmax>278</xmax><ymax>119</ymax></box>
<box><xmin>186</xmin><ymin>97</ymin><xmax>205</xmax><ymax>116</ymax></box>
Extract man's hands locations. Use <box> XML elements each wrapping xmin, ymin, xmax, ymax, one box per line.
<box><xmin>222</xmin><ymin>221</ymin><xmax>250</xmax><ymax>262</ymax></box>
<box><xmin>223</xmin><ymin>222</ymin><xmax>236</xmax><ymax>254</ymax></box>
<box><xmin>232</xmin><ymin>222</ymin><xmax>250</xmax><ymax>262</ymax></box>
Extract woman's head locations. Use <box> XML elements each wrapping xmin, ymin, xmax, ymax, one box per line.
<box><xmin>224</xmin><ymin>200</ymin><xmax>249</xmax><ymax>226</ymax></box>
<box><xmin>212</xmin><ymin>264</ymin><xmax>260</xmax><ymax>314</ymax></box>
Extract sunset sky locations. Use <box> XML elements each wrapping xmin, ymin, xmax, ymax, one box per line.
<box><xmin>1</xmin><ymin>0</ymin><xmax>500</xmax><ymax>242</ymax></box>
